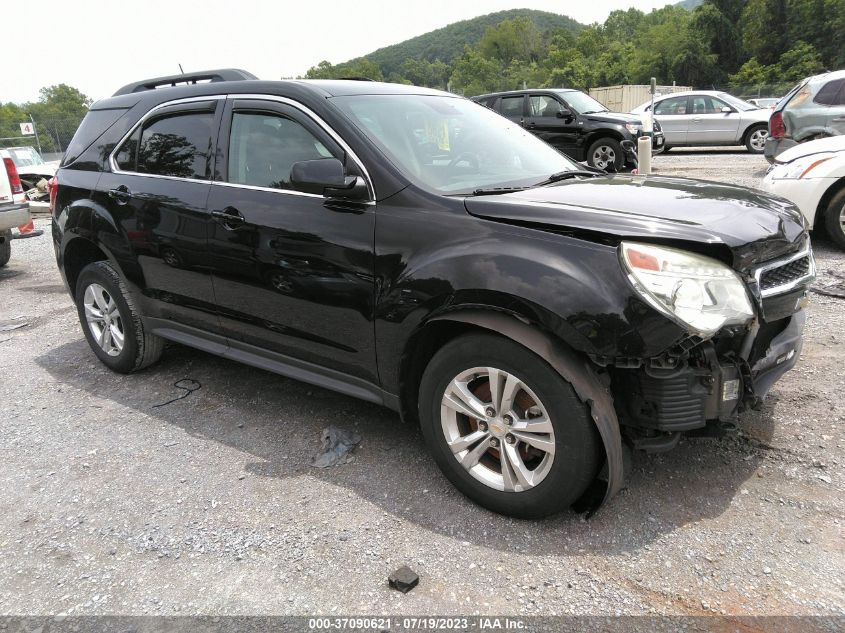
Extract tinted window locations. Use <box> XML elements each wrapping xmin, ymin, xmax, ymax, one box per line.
<box><xmin>500</xmin><ymin>96</ymin><xmax>524</xmax><ymax>118</ymax></box>
<box><xmin>62</xmin><ymin>107</ymin><xmax>129</xmax><ymax>166</ymax></box>
<box><xmin>529</xmin><ymin>95</ymin><xmax>562</xmax><ymax>117</ymax></box>
<box><xmin>114</xmin><ymin>127</ymin><xmax>140</xmax><ymax>171</ymax></box>
<box><xmin>654</xmin><ymin>96</ymin><xmax>688</xmax><ymax>115</ymax></box>
<box><xmin>227</xmin><ymin>112</ymin><xmax>335</xmax><ymax>190</ymax></box>
<box><xmin>814</xmin><ymin>78</ymin><xmax>845</xmax><ymax>106</ymax></box>
<box><xmin>132</xmin><ymin>112</ymin><xmax>214</xmax><ymax>179</ymax></box>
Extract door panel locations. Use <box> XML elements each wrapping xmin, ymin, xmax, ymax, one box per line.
<box><xmin>206</xmin><ymin>100</ymin><xmax>378</xmax><ymax>383</ymax></box>
<box><xmin>686</xmin><ymin>96</ymin><xmax>741</xmax><ymax>144</ymax></box>
<box><xmin>526</xmin><ymin>94</ymin><xmax>577</xmax><ymax>155</ymax></box>
<box><xmin>97</xmin><ymin>102</ymin><xmax>221</xmax><ymax>332</ymax></box>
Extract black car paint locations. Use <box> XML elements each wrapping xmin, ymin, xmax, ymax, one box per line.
<box><xmin>52</xmin><ymin>79</ymin><xmax>811</xmax><ymax>510</ymax></box>
<box><xmin>471</xmin><ymin>89</ymin><xmax>663</xmax><ymax>163</ymax></box>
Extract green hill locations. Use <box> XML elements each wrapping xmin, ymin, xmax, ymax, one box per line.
<box><xmin>676</xmin><ymin>0</ymin><xmax>704</xmax><ymax>9</ymax></box>
<box><xmin>349</xmin><ymin>9</ymin><xmax>584</xmax><ymax>77</ymax></box>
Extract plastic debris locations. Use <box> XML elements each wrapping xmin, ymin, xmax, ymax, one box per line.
<box><xmin>310</xmin><ymin>426</ymin><xmax>361</xmax><ymax>468</ymax></box>
<box><xmin>388</xmin><ymin>566</ymin><xmax>420</xmax><ymax>593</ymax></box>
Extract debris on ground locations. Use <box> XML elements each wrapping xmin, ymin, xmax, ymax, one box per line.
<box><xmin>310</xmin><ymin>426</ymin><xmax>362</xmax><ymax>468</ymax></box>
<box><xmin>0</xmin><ymin>319</ymin><xmax>29</xmax><ymax>332</ymax></box>
<box><xmin>388</xmin><ymin>566</ymin><xmax>420</xmax><ymax>593</ymax></box>
<box><xmin>812</xmin><ymin>270</ymin><xmax>845</xmax><ymax>299</ymax></box>
<box><xmin>151</xmin><ymin>378</ymin><xmax>202</xmax><ymax>408</ymax></box>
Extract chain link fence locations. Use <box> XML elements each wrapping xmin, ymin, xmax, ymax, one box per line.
<box><xmin>724</xmin><ymin>82</ymin><xmax>798</xmax><ymax>101</ymax></box>
<box><xmin>0</xmin><ymin>115</ymin><xmax>84</xmax><ymax>160</ymax></box>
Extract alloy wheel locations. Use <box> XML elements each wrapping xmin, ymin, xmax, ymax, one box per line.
<box><xmin>749</xmin><ymin>128</ymin><xmax>767</xmax><ymax>152</ymax></box>
<box><xmin>591</xmin><ymin>145</ymin><xmax>616</xmax><ymax>170</ymax></box>
<box><xmin>440</xmin><ymin>366</ymin><xmax>555</xmax><ymax>492</ymax></box>
<box><xmin>83</xmin><ymin>283</ymin><xmax>125</xmax><ymax>357</ymax></box>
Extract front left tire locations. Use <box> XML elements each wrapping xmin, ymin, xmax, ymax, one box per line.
<box><xmin>75</xmin><ymin>261</ymin><xmax>164</xmax><ymax>373</ymax></box>
<box><xmin>418</xmin><ymin>332</ymin><xmax>602</xmax><ymax>519</ymax></box>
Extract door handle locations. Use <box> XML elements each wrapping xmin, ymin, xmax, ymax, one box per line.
<box><xmin>212</xmin><ymin>207</ymin><xmax>245</xmax><ymax>227</ymax></box>
<box><xmin>832</xmin><ymin>117</ymin><xmax>845</xmax><ymax>122</ymax></box>
<box><xmin>691</xmin><ymin>118</ymin><xmax>701</xmax><ymax>123</ymax></box>
<box><xmin>108</xmin><ymin>185</ymin><xmax>132</xmax><ymax>205</ymax></box>
<box><xmin>526</xmin><ymin>122</ymin><xmax>536</xmax><ymax>128</ymax></box>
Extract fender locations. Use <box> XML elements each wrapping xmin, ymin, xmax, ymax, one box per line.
<box><xmin>430</xmin><ymin>309</ymin><xmax>624</xmax><ymax>514</ymax></box>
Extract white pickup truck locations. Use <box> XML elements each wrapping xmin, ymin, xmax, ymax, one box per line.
<box><xmin>0</xmin><ymin>148</ymin><xmax>32</xmax><ymax>267</ymax></box>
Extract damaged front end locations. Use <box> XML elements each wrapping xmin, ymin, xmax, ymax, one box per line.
<box><xmin>606</xmin><ymin>240</ymin><xmax>814</xmax><ymax>450</ymax></box>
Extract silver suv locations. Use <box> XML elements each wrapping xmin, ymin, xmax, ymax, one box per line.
<box><xmin>765</xmin><ymin>69</ymin><xmax>845</xmax><ymax>163</ymax></box>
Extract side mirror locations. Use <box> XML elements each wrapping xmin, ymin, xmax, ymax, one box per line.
<box><xmin>721</xmin><ymin>106</ymin><xmax>733</xmax><ymax>114</ymax></box>
<box><xmin>557</xmin><ymin>109</ymin><xmax>574</xmax><ymax>121</ymax></box>
<box><xmin>290</xmin><ymin>158</ymin><xmax>368</xmax><ymax>200</ymax></box>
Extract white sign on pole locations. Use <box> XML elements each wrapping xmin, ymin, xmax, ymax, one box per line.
<box><xmin>19</xmin><ymin>122</ymin><xmax>35</xmax><ymax>135</ymax></box>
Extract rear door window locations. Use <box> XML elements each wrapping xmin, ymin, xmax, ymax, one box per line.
<box><xmin>499</xmin><ymin>96</ymin><xmax>525</xmax><ymax>118</ymax></box>
<box><xmin>114</xmin><ymin>110</ymin><xmax>215</xmax><ymax>180</ymax></box>
<box><xmin>654</xmin><ymin>96</ymin><xmax>689</xmax><ymax>115</ymax></box>
<box><xmin>814</xmin><ymin>78</ymin><xmax>845</xmax><ymax>106</ymax></box>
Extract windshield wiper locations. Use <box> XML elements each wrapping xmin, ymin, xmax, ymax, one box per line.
<box><xmin>469</xmin><ymin>186</ymin><xmax>529</xmax><ymax>196</ymax></box>
<box><xmin>535</xmin><ymin>170</ymin><xmax>606</xmax><ymax>186</ymax></box>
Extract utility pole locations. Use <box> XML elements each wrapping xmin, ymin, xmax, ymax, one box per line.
<box><xmin>28</xmin><ymin>113</ymin><xmax>43</xmax><ymax>155</ymax></box>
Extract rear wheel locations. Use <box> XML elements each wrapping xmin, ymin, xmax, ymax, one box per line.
<box><xmin>0</xmin><ymin>230</ymin><xmax>11</xmax><ymax>267</ymax></box>
<box><xmin>745</xmin><ymin>124</ymin><xmax>768</xmax><ymax>153</ymax></box>
<box><xmin>75</xmin><ymin>261</ymin><xmax>164</xmax><ymax>373</ymax></box>
<box><xmin>587</xmin><ymin>138</ymin><xmax>624</xmax><ymax>171</ymax></box>
<box><xmin>823</xmin><ymin>188</ymin><xmax>845</xmax><ymax>250</ymax></box>
<box><xmin>419</xmin><ymin>333</ymin><xmax>601</xmax><ymax>518</ymax></box>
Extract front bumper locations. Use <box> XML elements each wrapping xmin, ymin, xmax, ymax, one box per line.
<box><xmin>613</xmin><ymin>309</ymin><xmax>806</xmax><ymax>433</ymax></box>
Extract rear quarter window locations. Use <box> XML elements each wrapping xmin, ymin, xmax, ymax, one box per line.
<box><xmin>814</xmin><ymin>78</ymin><xmax>845</xmax><ymax>106</ymax></box>
<box><xmin>62</xmin><ymin>108</ymin><xmax>130</xmax><ymax>167</ymax></box>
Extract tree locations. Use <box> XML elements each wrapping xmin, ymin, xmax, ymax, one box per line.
<box><xmin>478</xmin><ymin>17</ymin><xmax>544</xmax><ymax>63</ymax></box>
<box><xmin>777</xmin><ymin>40</ymin><xmax>824</xmax><ymax>82</ymax></box>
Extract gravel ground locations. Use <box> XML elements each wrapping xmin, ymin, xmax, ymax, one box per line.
<box><xmin>1</xmin><ymin>150</ymin><xmax>843</xmax><ymax>619</ymax></box>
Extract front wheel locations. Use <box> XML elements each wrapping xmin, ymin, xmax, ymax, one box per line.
<box><xmin>823</xmin><ymin>188</ymin><xmax>845</xmax><ymax>250</ymax></box>
<box><xmin>75</xmin><ymin>261</ymin><xmax>164</xmax><ymax>373</ymax></box>
<box><xmin>587</xmin><ymin>138</ymin><xmax>625</xmax><ymax>171</ymax></box>
<box><xmin>419</xmin><ymin>333</ymin><xmax>601</xmax><ymax>518</ymax></box>
<box><xmin>745</xmin><ymin>125</ymin><xmax>768</xmax><ymax>153</ymax></box>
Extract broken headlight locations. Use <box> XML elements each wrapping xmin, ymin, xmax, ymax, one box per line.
<box><xmin>620</xmin><ymin>242</ymin><xmax>754</xmax><ymax>337</ymax></box>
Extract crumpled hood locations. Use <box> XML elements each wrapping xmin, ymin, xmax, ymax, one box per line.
<box><xmin>464</xmin><ymin>175</ymin><xmax>807</xmax><ymax>270</ymax></box>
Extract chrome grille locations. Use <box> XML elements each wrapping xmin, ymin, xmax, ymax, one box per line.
<box><xmin>753</xmin><ymin>244</ymin><xmax>815</xmax><ymax>298</ymax></box>
<box><xmin>759</xmin><ymin>256</ymin><xmax>811</xmax><ymax>291</ymax></box>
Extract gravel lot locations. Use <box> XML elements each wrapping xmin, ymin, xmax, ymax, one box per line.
<box><xmin>1</xmin><ymin>149</ymin><xmax>843</xmax><ymax>620</ymax></box>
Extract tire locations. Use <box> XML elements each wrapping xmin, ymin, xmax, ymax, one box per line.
<box><xmin>744</xmin><ymin>124</ymin><xmax>768</xmax><ymax>153</ymax></box>
<box><xmin>662</xmin><ymin>145</ymin><xmax>672</xmax><ymax>152</ymax></box>
<box><xmin>418</xmin><ymin>332</ymin><xmax>602</xmax><ymax>519</ymax></box>
<box><xmin>75</xmin><ymin>261</ymin><xmax>164</xmax><ymax>373</ymax></box>
<box><xmin>0</xmin><ymin>230</ymin><xmax>11</xmax><ymax>268</ymax></box>
<box><xmin>823</xmin><ymin>188</ymin><xmax>845</xmax><ymax>250</ymax></box>
<box><xmin>587</xmin><ymin>138</ymin><xmax>625</xmax><ymax>171</ymax></box>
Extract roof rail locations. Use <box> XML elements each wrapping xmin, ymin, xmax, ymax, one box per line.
<box><xmin>112</xmin><ymin>68</ymin><xmax>258</xmax><ymax>96</ymax></box>
<box><xmin>337</xmin><ymin>77</ymin><xmax>375</xmax><ymax>82</ymax></box>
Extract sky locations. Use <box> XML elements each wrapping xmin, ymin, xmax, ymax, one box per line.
<box><xmin>4</xmin><ymin>0</ymin><xmax>676</xmax><ymax>104</ymax></box>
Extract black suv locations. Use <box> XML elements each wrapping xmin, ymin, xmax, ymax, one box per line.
<box><xmin>53</xmin><ymin>69</ymin><xmax>813</xmax><ymax>518</ymax></box>
<box><xmin>472</xmin><ymin>88</ymin><xmax>664</xmax><ymax>170</ymax></box>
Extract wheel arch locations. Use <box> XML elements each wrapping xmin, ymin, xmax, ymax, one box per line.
<box><xmin>62</xmin><ymin>236</ymin><xmax>111</xmax><ymax>299</ymax></box>
<box><xmin>741</xmin><ymin>121</ymin><xmax>768</xmax><ymax>145</ymax></box>
<box><xmin>401</xmin><ymin>308</ymin><xmax>624</xmax><ymax>513</ymax></box>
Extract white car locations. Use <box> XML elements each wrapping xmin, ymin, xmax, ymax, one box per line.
<box><xmin>5</xmin><ymin>146</ymin><xmax>58</xmax><ymax>189</ymax></box>
<box><xmin>762</xmin><ymin>135</ymin><xmax>845</xmax><ymax>249</ymax></box>
<box><xmin>0</xmin><ymin>149</ymin><xmax>33</xmax><ymax>267</ymax></box>
<box><xmin>631</xmin><ymin>90</ymin><xmax>771</xmax><ymax>153</ymax></box>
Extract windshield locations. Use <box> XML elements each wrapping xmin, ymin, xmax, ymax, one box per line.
<box><xmin>9</xmin><ymin>147</ymin><xmax>45</xmax><ymax>168</ymax></box>
<box><xmin>557</xmin><ymin>91</ymin><xmax>608</xmax><ymax>114</ymax></box>
<box><xmin>717</xmin><ymin>93</ymin><xmax>758</xmax><ymax>111</ymax></box>
<box><xmin>331</xmin><ymin>94</ymin><xmax>581</xmax><ymax>195</ymax></box>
